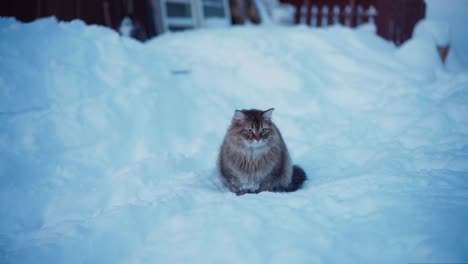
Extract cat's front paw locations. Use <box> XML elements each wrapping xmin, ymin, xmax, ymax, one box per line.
<box><xmin>235</xmin><ymin>190</ymin><xmax>248</xmax><ymax>196</ymax></box>
<box><xmin>229</xmin><ymin>186</ymin><xmax>244</xmax><ymax>195</ymax></box>
<box><xmin>236</xmin><ymin>189</ymin><xmax>262</xmax><ymax>195</ymax></box>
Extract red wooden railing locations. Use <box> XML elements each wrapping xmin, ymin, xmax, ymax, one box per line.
<box><xmin>280</xmin><ymin>0</ymin><xmax>426</xmax><ymax>45</ymax></box>
<box><xmin>285</xmin><ymin>0</ymin><xmax>376</xmax><ymax>27</ymax></box>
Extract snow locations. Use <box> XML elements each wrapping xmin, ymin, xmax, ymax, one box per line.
<box><xmin>1</xmin><ymin>17</ymin><xmax>468</xmax><ymax>263</ymax></box>
<box><xmin>119</xmin><ymin>16</ymin><xmax>134</xmax><ymax>37</ymax></box>
<box><xmin>413</xmin><ymin>20</ymin><xmax>450</xmax><ymax>47</ymax></box>
<box><xmin>425</xmin><ymin>0</ymin><xmax>468</xmax><ymax>69</ymax></box>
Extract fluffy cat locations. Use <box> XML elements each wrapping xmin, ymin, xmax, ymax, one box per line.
<box><xmin>218</xmin><ymin>108</ymin><xmax>306</xmax><ymax>195</ymax></box>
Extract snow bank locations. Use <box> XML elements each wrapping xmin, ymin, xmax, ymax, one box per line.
<box><xmin>1</xmin><ymin>17</ymin><xmax>468</xmax><ymax>263</ymax></box>
<box><xmin>412</xmin><ymin>19</ymin><xmax>466</xmax><ymax>73</ymax></box>
<box><xmin>414</xmin><ymin>20</ymin><xmax>450</xmax><ymax>47</ymax></box>
<box><xmin>426</xmin><ymin>0</ymin><xmax>468</xmax><ymax>69</ymax></box>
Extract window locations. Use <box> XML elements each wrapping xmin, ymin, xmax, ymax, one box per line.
<box><xmin>202</xmin><ymin>0</ymin><xmax>225</xmax><ymax>17</ymax></box>
<box><xmin>166</xmin><ymin>2</ymin><xmax>192</xmax><ymax>17</ymax></box>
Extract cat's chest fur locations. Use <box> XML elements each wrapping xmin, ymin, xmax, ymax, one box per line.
<box><xmin>232</xmin><ymin>148</ymin><xmax>278</xmax><ymax>190</ymax></box>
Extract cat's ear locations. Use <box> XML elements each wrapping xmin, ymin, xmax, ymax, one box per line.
<box><xmin>232</xmin><ymin>110</ymin><xmax>246</xmax><ymax>124</ymax></box>
<box><xmin>262</xmin><ymin>108</ymin><xmax>274</xmax><ymax>120</ymax></box>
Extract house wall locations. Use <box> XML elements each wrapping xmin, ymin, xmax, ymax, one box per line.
<box><xmin>0</xmin><ymin>0</ymin><xmax>158</xmax><ymax>41</ymax></box>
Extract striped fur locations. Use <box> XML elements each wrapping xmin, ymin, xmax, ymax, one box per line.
<box><xmin>218</xmin><ymin>108</ymin><xmax>306</xmax><ymax>195</ymax></box>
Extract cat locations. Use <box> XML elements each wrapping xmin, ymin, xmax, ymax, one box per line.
<box><xmin>218</xmin><ymin>108</ymin><xmax>306</xmax><ymax>195</ymax></box>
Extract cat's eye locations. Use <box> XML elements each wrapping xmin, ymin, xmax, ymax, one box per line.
<box><xmin>260</xmin><ymin>128</ymin><xmax>267</xmax><ymax>134</ymax></box>
<box><xmin>246</xmin><ymin>128</ymin><xmax>254</xmax><ymax>134</ymax></box>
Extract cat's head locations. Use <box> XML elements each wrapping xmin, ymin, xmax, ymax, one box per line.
<box><xmin>229</xmin><ymin>108</ymin><xmax>276</xmax><ymax>148</ymax></box>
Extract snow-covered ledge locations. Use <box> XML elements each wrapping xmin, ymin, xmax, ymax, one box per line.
<box><xmin>413</xmin><ymin>20</ymin><xmax>451</xmax><ymax>63</ymax></box>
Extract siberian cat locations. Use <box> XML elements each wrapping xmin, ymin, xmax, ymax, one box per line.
<box><xmin>218</xmin><ymin>108</ymin><xmax>306</xmax><ymax>195</ymax></box>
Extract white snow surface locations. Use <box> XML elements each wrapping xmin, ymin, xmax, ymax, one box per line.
<box><xmin>425</xmin><ymin>0</ymin><xmax>468</xmax><ymax>69</ymax></box>
<box><xmin>1</xmin><ymin>18</ymin><xmax>468</xmax><ymax>263</ymax></box>
<box><xmin>413</xmin><ymin>20</ymin><xmax>450</xmax><ymax>47</ymax></box>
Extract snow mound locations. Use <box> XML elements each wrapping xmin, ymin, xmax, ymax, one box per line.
<box><xmin>1</xmin><ymin>17</ymin><xmax>468</xmax><ymax>263</ymax></box>
<box><xmin>414</xmin><ymin>20</ymin><xmax>450</xmax><ymax>46</ymax></box>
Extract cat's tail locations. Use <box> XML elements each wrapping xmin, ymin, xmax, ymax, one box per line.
<box><xmin>284</xmin><ymin>165</ymin><xmax>307</xmax><ymax>192</ymax></box>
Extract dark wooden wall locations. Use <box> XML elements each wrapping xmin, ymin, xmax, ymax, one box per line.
<box><xmin>0</xmin><ymin>0</ymin><xmax>157</xmax><ymax>40</ymax></box>
<box><xmin>375</xmin><ymin>0</ymin><xmax>426</xmax><ymax>45</ymax></box>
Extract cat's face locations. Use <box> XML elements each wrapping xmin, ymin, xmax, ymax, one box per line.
<box><xmin>230</xmin><ymin>108</ymin><xmax>275</xmax><ymax>148</ymax></box>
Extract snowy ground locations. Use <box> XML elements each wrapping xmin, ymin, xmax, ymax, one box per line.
<box><xmin>1</xmin><ymin>18</ymin><xmax>468</xmax><ymax>263</ymax></box>
<box><xmin>426</xmin><ymin>0</ymin><xmax>468</xmax><ymax>68</ymax></box>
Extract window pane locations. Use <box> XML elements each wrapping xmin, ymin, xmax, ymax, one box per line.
<box><xmin>203</xmin><ymin>0</ymin><xmax>223</xmax><ymax>6</ymax></box>
<box><xmin>166</xmin><ymin>3</ymin><xmax>192</xmax><ymax>17</ymax></box>
<box><xmin>203</xmin><ymin>6</ymin><xmax>225</xmax><ymax>17</ymax></box>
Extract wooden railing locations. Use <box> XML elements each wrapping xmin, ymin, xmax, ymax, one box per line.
<box><xmin>279</xmin><ymin>0</ymin><xmax>426</xmax><ymax>45</ymax></box>
<box><xmin>284</xmin><ymin>0</ymin><xmax>376</xmax><ymax>27</ymax></box>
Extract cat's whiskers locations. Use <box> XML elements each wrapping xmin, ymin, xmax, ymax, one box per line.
<box><xmin>243</xmin><ymin>138</ymin><xmax>266</xmax><ymax>149</ymax></box>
